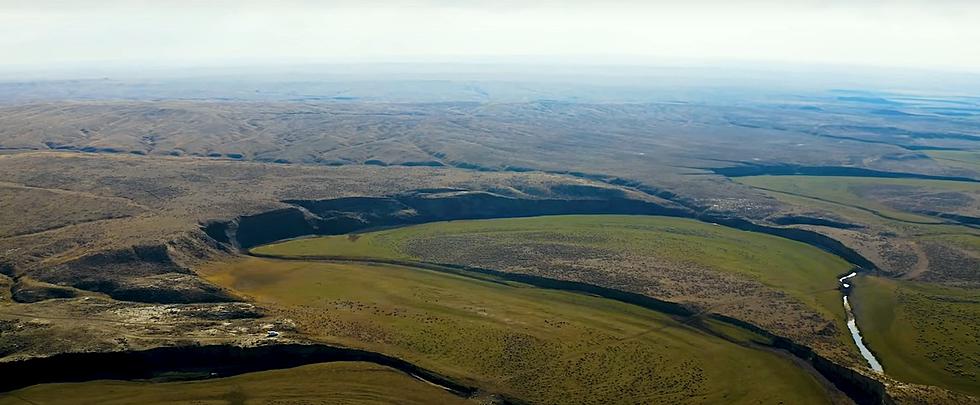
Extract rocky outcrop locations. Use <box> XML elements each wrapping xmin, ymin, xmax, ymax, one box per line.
<box><xmin>710</xmin><ymin>164</ymin><xmax>979</xmax><ymax>183</ymax></box>
<box><xmin>770</xmin><ymin>215</ymin><xmax>865</xmax><ymax>229</ymax></box>
<box><xmin>212</xmin><ymin>188</ymin><xmax>691</xmax><ymax>249</ymax></box>
<box><xmin>10</xmin><ymin>277</ymin><xmax>79</xmax><ymax>303</ymax></box>
<box><xmin>697</xmin><ymin>214</ymin><xmax>878</xmax><ymax>270</ymax></box>
<box><xmin>233</xmin><ymin>207</ymin><xmax>320</xmax><ymax>249</ymax></box>
<box><xmin>28</xmin><ymin>245</ymin><xmax>237</xmax><ymax>304</ymax></box>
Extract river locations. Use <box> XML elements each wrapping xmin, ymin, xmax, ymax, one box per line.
<box><xmin>839</xmin><ymin>272</ymin><xmax>884</xmax><ymax>373</ymax></box>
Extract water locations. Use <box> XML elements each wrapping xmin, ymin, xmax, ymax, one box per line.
<box><xmin>839</xmin><ymin>273</ymin><xmax>884</xmax><ymax>373</ymax></box>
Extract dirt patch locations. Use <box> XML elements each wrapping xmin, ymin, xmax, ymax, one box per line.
<box><xmin>920</xmin><ymin>243</ymin><xmax>980</xmax><ymax>286</ymax></box>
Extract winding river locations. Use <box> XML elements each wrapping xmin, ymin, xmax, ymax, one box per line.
<box><xmin>839</xmin><ymin>272</ymin><xmax>884</xmax><ymax>373</ymax></box>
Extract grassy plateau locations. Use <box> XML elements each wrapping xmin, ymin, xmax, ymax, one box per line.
<box><xmin>253</xmin><ymin>215</ymin><xmax>855</xmax><ymax>352</ymax></box>
<box><xmin>199</xmin><ymin>255</ymin><xmax>836</xmax><ymax>404</ymax></box>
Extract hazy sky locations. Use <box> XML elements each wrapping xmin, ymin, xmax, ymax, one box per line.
<box><xmin>2</xmin><ymin>0</ymin><xmax>979</xmax><ymax>72</ymax></box>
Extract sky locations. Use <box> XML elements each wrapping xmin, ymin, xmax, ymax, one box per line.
<box><xmin>1</xmin><ymin>0</ymin><xmax>979</xmax><ymax>73</ymax></box>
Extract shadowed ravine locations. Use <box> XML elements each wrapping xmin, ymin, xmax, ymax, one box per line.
<box><xmin>0</xmin><ymin>344</ymin><xmax>487</xmax><ymax>400</ymax></box>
